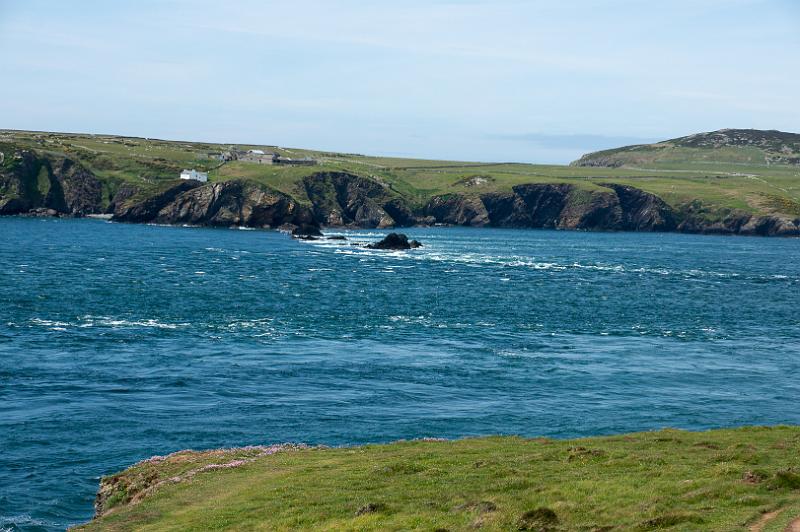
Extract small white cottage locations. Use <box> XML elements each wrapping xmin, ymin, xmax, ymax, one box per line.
<box><xmin>180</xmin><ymin>169</ymin><xmax>208</xmax><ymax>182</ymax></box>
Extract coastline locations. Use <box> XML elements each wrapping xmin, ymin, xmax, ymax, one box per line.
<box><xmin>4</xmin><ymin>210</ymin><xmax>800</xmax><ymax>239</ymax></box>
<box><xmin>74</xmin><ymin>426</ymin><xmax>800</xmax><ymax>531</ymax></box>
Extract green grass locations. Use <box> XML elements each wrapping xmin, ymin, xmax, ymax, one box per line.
<box><xmin>76</xmin><ymin>426</ymin><xmax>800</xmax><ymax>531</ymax></box>
<box><xmin>3</xmin><ymin>129</ymin><xmax>800</xmax><ymax>219</ymax></box>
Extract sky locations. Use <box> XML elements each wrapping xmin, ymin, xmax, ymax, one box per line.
<box><xmin>0</xmin><ymin>0</ymin><xmax>798</xmax><ymax>163</ymax></box>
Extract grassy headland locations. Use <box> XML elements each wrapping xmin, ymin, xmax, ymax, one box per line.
<box><xmin>76</xmin><ymin>426</ymin><xmax>800</xmax><ymax>531</ymax></box>
<box><xmin>2</xmin><ymin>128</ymin><xmax>800</xmax><ymax>222</ymax></box>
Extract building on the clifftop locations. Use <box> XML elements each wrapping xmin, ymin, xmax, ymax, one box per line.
<box><xmin>238</xmin><ymin>149</ymin><xmax>276</xmax><ymax>164</ymax></box>
<box><xmin>180</xmin><ymin>169</ymin><xmax>208</xmax><ymax>182</ymax></box>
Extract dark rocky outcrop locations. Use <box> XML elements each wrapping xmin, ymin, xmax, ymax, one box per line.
<box><xmin>0</xmin><ymin>149</ymin><xmax>103</xmax><ymax>215</ymax></box>
<box><xmin>302</xmin><ymin>172</ymin><xmax>396</xmax><ymax>228</ymax></box>
<box><xmin>107</xmin><ymin>183</ymin><xmax>141</xmax><ymax>214</ymax></box>
<box><xmin>424</xmin><ymin>194</ymin><xmax>489</xmax><ymax>226</ymax></box>
<box><xmin>114</xmin><ymin>180</ymin><xmax>316</xmax><ymax>230</ymax></box>
<box><xmin>292</xmin><ymin>223</ymin><xmax>323</xmax><ymax>237</ymax></box>
<box><xmin>677</xmin><ymin>207</ymin><xmax>800</xmax><ymax>236</ymax></box>
<box><xmin>423</xmin><ymin>183</ymin><xmax>678</xmax><ymax>233</ymax></box>
<box><xmin>512</xmin><ymin>184</ymin><xmax>574</xmax><ymax>228</ymax></box>
<box><xmin>599</xmin><ymin>184</ymin><xmax>676</xmax><ymax>231</ymax></box>
<box><xmin>737</xmin><ymin>216</ymin><xmax>800</xmax><ymax>237</ymax></box>
<box><xmin>49</xmin><ymin>156</ymin><xmax>103</xmax><ymax>215</ymax></box>
<box><xmin>112</xmin><ymin>180</ymin><xmax>202</xmax><ymax>223</ymax></box>
<box><xmin>366</xmin><ymin>233</ymin><xmax>422</xmax><ymax>250</ymax></box>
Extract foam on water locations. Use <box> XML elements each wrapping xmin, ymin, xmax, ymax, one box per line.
<box><xmin>2</xmin><ymin>219</ymin><xmax>800</xmax><ymax>530</ymax></box>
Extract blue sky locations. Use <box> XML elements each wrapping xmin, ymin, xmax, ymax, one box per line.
<box><xmin>0</xmin><ymin>0</ymin><xmax>798</xmax><ymax>163</ymax></box>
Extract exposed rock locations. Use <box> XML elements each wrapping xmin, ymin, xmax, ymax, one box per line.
<box><xmin>512</xmin><ymin>184</ymin><xmax>574</xmax><ymax>228</ymax></box>
<box><xmin>738</xmin><ymin>216</ymin><xmax>800</xmax><ymax>237</ymax></box>
<box><xmin>674</xmin><ymin>202</ymin><xmax>800</xmax><ymax>236</ymax></box>
<box><xmin>153</xmin><ymin>180</ymin><xmax>316</xmax><ymax>228</ymax></box>
<box><xmin>112</xmin><ymin>179</ymin><xmax>317</xmax><ymax>231</ymax></box>
<box><xmin>49</xmin><ymin>156</ymin><xmax>103</xmax><ymax>215</ymax></box>
<box><xmin>559</xmin><ymin>188</ymin><xmax>622</xmax><ymax>230</ymax></box>
<box><xmin>426</xmin><ymin>184</ymin><xmax>678</xmax><ymax>233</ymax></box>
<box><xmin>303</xmin><ymin>171</ymin><xmax>400</xmax><ymax>228</ymax></box>
<box><xmin>382</xmin><ymin>197</ymin><xmax>418</xmax><ymax>227</ymax></box>
<box><xmin>292</xmin><ymin>223</ymin><xmax>323</xmax><ymax>237</ymax></box>
<box><xmin>113</xmin><ymin>180</ymin><xmax>202</xmax><ymax>223</ymax></box>
<box><xmin>21</xmin><ymin>207</ymin><xmax>60</xmax><ymax>217</ymax></box>
<box><xmin>0</xmin><ymin>149</ymin><xmax>103</xmax><ymax>215</ymax></box>
<box><xmin>107</xmin><ymin>183</ymin><xmax>141</xmax><ymax>214</ymax></box>
<box><xmin>600</xmin><ymin>184</ymin><xmax>677</xmax><ymax>231</ymax></box>
<box><xmin>367</xmin><ymin>233</ymin><xmax>422</xmax><ymax>250</ymax></box>
<box><xmin>355</xmin><ymin>502</ymin><xmax>385</xmax><ymax>516</ymax></box>
<box><xmin>478</xmin><ymin>192</ymin><xmax>520</xmax><ymax>226</ymax></box>
<box><xmin>424</xmin><ymin>194</ymin><xmax>489</xmax><ymax>226</ymax></box>
<box><xmin>454</xmin><ymin>175</ymin><xmax>496</xmax><ymax>188</ymax></box>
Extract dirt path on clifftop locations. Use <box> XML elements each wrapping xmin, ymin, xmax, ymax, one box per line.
<box><xmin>750</xmin><ymin>509</ymin><xmax>784</xmax><ymax>532</ymax></box>
<box><xmin>785</xmin><ymin>516</ymin><xmax>800</xmax><ymax>531</ymax></box>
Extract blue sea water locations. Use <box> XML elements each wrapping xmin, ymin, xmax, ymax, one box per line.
<box><xmin>1</xmin><ymin>217</ymin><xmax>799</xmax><ymax>530</ymax></box>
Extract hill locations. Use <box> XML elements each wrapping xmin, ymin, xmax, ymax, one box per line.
<box><xmin>75</xmin><ymin>426</ymin><xmax>800</xmax><ymax>531</ymax></box>
<box><xmin>2</xmin><ymin>128</ymin><xmax>800</xmax><ymax>235</ymax></box>
<box><xmin>572</xmin><ymin>128</ymin><xmax>800</xmax><ymax>169</ymax></box>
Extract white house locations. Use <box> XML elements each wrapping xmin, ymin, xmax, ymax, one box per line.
<box><xmin>180</xmin><ymin>169</ymin><xmax>208</xmax><ymax>182</ymax></box>
<box><xmin>248</xmin><ymin>149</ymin><xmax>265</xmax><ymax>155</ymax></box>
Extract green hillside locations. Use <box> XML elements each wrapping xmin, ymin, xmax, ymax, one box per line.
<box><xmin>76</xmin><ymin>426</ymin><xmax>800</xmax><ymax>531</ymax></box>
<box><xmin>573</xmin><ymin>129</ymin><xmax>800</xmax><ymax>169</ymax></box>
<box><xmin>2</xmin><ymin>128</ymin><xmax>800</xmax><ymax>225</ymax></box>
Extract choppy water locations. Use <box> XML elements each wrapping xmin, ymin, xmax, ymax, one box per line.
<box><xmin>1</xmin><ymin>217</ymin><xmax>799</xmax><ymax>530</ymax></box>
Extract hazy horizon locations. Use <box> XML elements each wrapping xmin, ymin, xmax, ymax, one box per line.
<box><xmin>1</xmin><ymin>0</ymin><xmax>798</xmax><ymax>163</ymax></box>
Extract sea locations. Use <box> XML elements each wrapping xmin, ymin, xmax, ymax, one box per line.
<box><xmin>1</xmin><ymin>217</ymin><xmax>799</xmax><ymax>530</ymax></box>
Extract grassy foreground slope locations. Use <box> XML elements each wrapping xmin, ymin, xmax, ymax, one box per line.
<box><xmin>77</xmin><ymin>427</ymin><xmax>800</xmax><ymax>531</ymax></box>
<box><xmin>3</xmin><ymin>128</ymin><xmax>800</xmax><ymax>220</ymax></box>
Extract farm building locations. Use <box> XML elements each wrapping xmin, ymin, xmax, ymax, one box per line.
<box><xmin>180</xmin><ymin>169</ymin><xmax>208</xmax><ymax>182</ymax></box>
<box><xmin>239</xmin><ymin>150</ymin><xmax>276</xmax><ymax>164</ymax></box>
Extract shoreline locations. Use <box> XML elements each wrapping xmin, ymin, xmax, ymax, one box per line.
<box><xmin>4</xmin><ymin>212</ymin><xmax>800</xmax><ymax>239</ymax></box>
<box><xmin>74</xmin><ymin>425</ymin><xmax>800</xmax><ymax>531</ymax></box>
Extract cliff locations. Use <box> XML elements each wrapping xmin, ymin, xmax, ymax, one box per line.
<box><xmin>2</xmin><ymin>130</ymin><xmax>800</xmax><ymax>236</ymax></box>
<box><xmin>0</xmin><ymin>147</ymin><xmax>103</xmax><ymax>215</ymax></box>
<box><xmin>113</xmin><ymin>179</ymin><xmax>315</xmax><ymax>229</ymax></box>
<box><xmin>423</xmin><ymin>183</ymin><xmax>799</xmax><ymax>236</ymax></box>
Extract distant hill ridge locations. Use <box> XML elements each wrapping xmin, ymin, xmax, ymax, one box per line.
<box><xmin>572</xmin><ymin>128</ymin><xmax>800</xmax><ymax>168</ymax></box>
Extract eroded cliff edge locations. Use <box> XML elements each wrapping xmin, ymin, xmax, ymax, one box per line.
<box><xmin>3</xmin><ymin>147</ymin><xmax>799</xmax><ymax>236</ymax></box>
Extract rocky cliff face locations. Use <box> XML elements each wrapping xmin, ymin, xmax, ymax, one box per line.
<box><xmin>112</xmin><ymin>180</ymin><xmax>202</xmax><ymax>223</ymax></box>
<box><xmin>676</xmin><ymin>204</ymin><xmax>800</xmax><ymax>236</ymax></box>
<box><xmin>113</xmin><ymin>180</ymin><xmax>316</xmax><ymax>229</ymax></box>
<box><xmin>423</xmin><ymin>183</ymin><xmax>678</xmax><ymax>232</ymax></box>
<box><xmin>301</xmin><ymin>172</ymin><xmax>418</xmax><ymax>228</ymax></box>
<box><xmin>424</xmin><ymin>194</ymin><xmax>489</xmax><ymax>226</ymax></box>
<box><xmin>0</xmin><ymin>149</ymin><xmax>103</xmax><ymax>215</ymax></box>
<box><xmin>2</xmin><ymin>148</ymin><xmax>797</xmax><ymax>236</ymax></box>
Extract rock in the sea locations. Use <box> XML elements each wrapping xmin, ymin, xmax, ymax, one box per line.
<box><xmin>292</xmin><ymin>223</ymin><xmax>323</xmax><ymax>237</ymax></box>
<box><xmin>366</xmin><ymin>233</ymin><xmax>422</xmax><ymax>250</ymax></box>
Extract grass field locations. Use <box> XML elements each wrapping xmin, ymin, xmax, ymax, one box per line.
<box><xmin>3</xmin><ymin>129</ymin><xmax>800</xmax><ymax>218</ymax></box>
<box><xmin>75</xmin><ymin>426</ymin><xmax>800</xmax><ymax>531</ymax></box>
